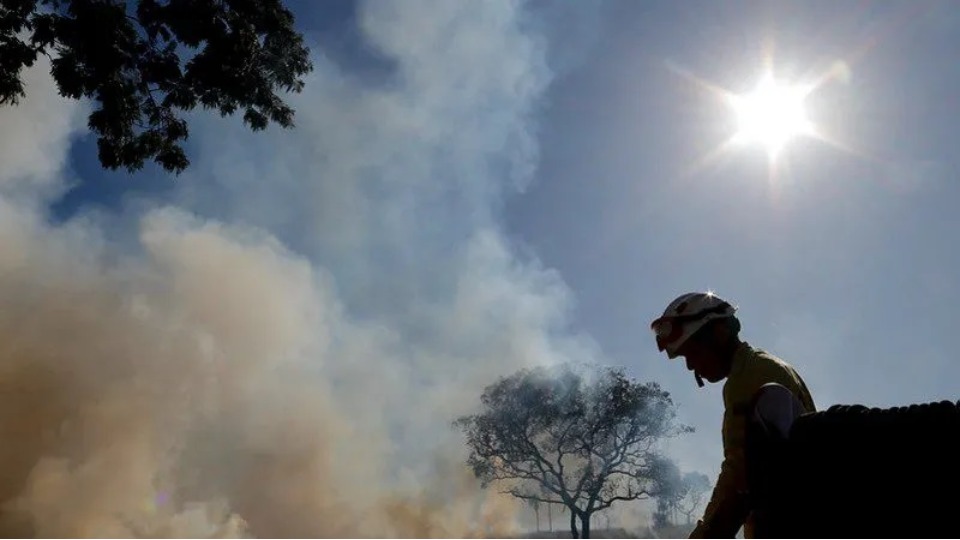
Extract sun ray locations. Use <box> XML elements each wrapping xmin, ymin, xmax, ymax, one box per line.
<box><xmin>663</xmin><ymin>3</ymin><xmax>943</xmax><ymax>188</ymax></box>
<box><xmin>662</xmin><ymin>60</ymin><xmax>740</xmax><ymax>105</ymax></box>
<box><xmin>678</xmin><ymin>138</ymin><xmax>739</xmax><ymax>180</ymax></box>
<box><xmin>667</xmin><ymin>61</ymin><xmax>855</xmax><ymax>183</ymax></box>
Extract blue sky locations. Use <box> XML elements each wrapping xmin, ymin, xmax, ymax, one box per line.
<box><xmin>500</xmin><ymin>0</ymin><xmax>960</xmax><ymax>473</ymax></box>
<box><xmin>3</xmin><ymin>0</ymin><xmax>959</xmax><ymax>534</ymax></box>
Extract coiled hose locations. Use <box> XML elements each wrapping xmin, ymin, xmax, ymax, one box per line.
<box><xmin>749</xmin><ymin>399</ymin><xmax>960</xmax><ymax>538</ymax></box>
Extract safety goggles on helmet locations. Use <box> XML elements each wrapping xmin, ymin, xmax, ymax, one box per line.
<box><xmin>650</xmin><ymin>301</ymin><xmax>733</xmax><ymax>353</ymax></box>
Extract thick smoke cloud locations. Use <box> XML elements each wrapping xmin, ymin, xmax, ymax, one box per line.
<box><xmin>0</xmin><ymin>0</ymin><xmax>607</xmax><ymax>536</ymax></box>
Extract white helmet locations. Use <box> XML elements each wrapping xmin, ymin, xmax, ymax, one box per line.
<box><xmin>651</xmin><ymin>291</ymin><xmax>737</xmax><ymax>359</ymax></box>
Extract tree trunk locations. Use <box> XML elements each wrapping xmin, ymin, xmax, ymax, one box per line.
<box><xmin>535</xmin><ymin>505</ymin><xmax>541</xmax><ymax>532</ymax></box>
<box><xmin>581</xmin><ymin>512</ymin><xmax>591</xmax><ymax>539</ymax></box>
<box><xmin>548</xmin><ymin>502</ymin><xmax>553</xmax><ymax>531</ymax></box>
<box><xmin>569</xmin><ymin>507</ymin><xmax>579</xmax><ymax>538</ymax></box>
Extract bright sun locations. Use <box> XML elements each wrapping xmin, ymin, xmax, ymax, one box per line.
<box><xmin>728</xmin><ymin>73</ymin><xmax>815</xmax><ymax>159</ymax></box>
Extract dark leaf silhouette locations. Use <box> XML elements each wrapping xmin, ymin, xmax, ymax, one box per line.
<box><xmin>1</xmin><ymin>0</ymin><xmax>312</xmax><ymax>173</ymax></box>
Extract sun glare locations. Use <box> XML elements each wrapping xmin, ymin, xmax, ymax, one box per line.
<box><xmin>669</xmin><ymin>58</ymin><xmax>856</xmax><ymax>181</ymax></box>
<box><xmin>729</xmin><ymin>73</ymin><xmax>815</xmax><ymax>159</ymax></box>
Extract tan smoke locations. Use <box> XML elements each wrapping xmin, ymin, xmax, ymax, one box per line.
<box><xmin>0</xmin><ymin>202</ymin><xmax>527</xmax><ymax>537</ymax></box>
<box><xmin>0</xmin><ymin>1</ymin><xmax>575</xmax><ymax>536</ymax></box>
<box><xmin>381</xmin><ymin>462</ymin><xmax>520</xmax><ymax>538</ymax></box>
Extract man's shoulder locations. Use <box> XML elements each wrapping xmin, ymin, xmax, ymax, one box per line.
<box><xmin>749</xmin><ymin>345</ymin><xmax>793</xmax><ymax>367</ymax></box>
<box><xmin>724</xmin><ymin>343</ymin><xmax>802</xmax><ymax>405</ymax></box>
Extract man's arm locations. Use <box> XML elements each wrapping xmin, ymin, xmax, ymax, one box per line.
<box><xmin>689</xmin><ymin>454</ymin><xmax>749</xmax><ymax>537</ymax></box>
<box><xmin>689</xmin><ymin>408</ymin><xmax>750</xmax><ymax>538</ymax></box>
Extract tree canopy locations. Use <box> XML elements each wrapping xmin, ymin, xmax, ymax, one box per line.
<box><xmin>456</xmin><ymin>363</ymin><xmax>692</xmax><ymax>538</ymax></box>
<box><xmin>1</xmin><ymin>0</ymin><xmax>312</xmax><ymax>173</ymax></box>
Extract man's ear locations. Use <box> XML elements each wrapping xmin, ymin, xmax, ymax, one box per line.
<box><xmin>711</xmin><ymin>319</ymin><xmax>731</xmax><ymax>342</ymax></box>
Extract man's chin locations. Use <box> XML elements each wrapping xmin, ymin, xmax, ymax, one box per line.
<box><xmin>702</xmin><ymin>373</ymin><xmax>723</xmax><ymax>384</ymax></box>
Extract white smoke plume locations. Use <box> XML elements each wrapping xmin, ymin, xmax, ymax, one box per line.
<box><xmin>0</xmin><ymin>0</ymin><xmax>603</xmax><ymax>536</ymax></box>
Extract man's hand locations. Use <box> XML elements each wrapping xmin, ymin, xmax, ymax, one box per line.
<box><xmin>689</xmin><ymin>519</ymin><xmax>706</xmax><ymax>538</ymax></box>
